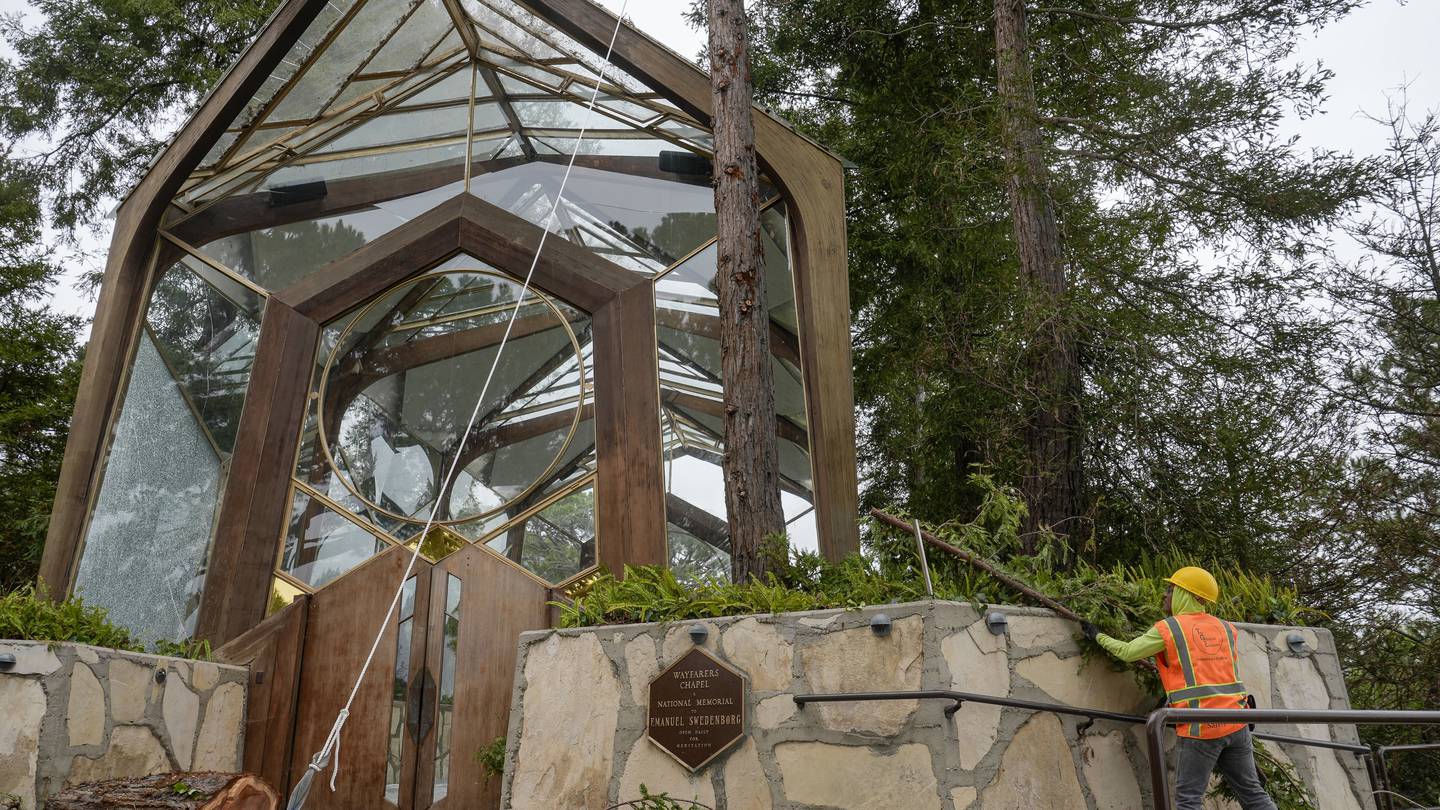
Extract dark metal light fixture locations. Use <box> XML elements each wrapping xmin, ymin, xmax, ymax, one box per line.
<box><xmin>0</xmin><ymin>652</ymin><xmax>15</xmax><ymax>672</ymax></box>
<box><xmin>870</xmin><ymin>613</ymin><xmax>893</xmax><ymax>637</ymax></box>
<box><xmin>688</xmin><ymin>623</ymin><xmax>709</xmax><ymax>645</ymax></box>
<box><xmin>986</xmin><ymin>611</ymin><xmax>1010</xmax><ymax>636</ymax></box>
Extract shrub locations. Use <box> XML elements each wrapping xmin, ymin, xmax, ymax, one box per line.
<box><xmin>0</xmin><ymin>585</ymin><xmax>214</xmax><ymax>659</ymax></box>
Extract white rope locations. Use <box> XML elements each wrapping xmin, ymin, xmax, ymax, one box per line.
<box><xmin>289</xmin><ymin>4</ymin><xmax>631</xmax><ymax>803</ymax></box>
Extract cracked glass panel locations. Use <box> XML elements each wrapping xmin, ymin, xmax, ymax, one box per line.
<box><xmin>74</xmin><ymin>334</ymin><xmax>223</xmax><ymax>643</ymax></box>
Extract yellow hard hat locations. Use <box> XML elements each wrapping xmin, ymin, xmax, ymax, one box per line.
<box><xmin>1165</xmin><ymin>566</ymin><xmax>1219</xmax><ymax>603</ymax></box>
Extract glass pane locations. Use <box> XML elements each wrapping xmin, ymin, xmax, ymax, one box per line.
<box><xmin>433</xmin><ymin>574</ymin><xmax>461</xmax><ymax>802</ymax></box>
<box><xmin>74</xmin><ymin>333</ymin><xmax>223</xmax><ymax>643</ymax></box>
<box><xmin>486</xmin><ymin>483</ymin><xmax>596</xmax><ymax>584</ymax></box>
<box><xmin>280</xmin><ymin>487</ymin><xmax>389</xmax><ymax>589</ymax></box>
<box><xmin>268</xmin><ymin>0</ymin><xmax>418</xmax><ymax>125</ymax></box>
<box><xmin>197</xmin><ymin>180</ymin><xmax>465</xmax><ymax>293</ymax></box>
<box><xmin>384</xmin><ymin>575</ymin><xmax>417</xmax><ymax>807</ymax></box>
<box><xmin>312</xmin><ymin>104</ymin><xmax>469</xmax><ymax>156</ymax></box>
<box><xmin>318</xmin><ymin>269</ymin><xmax>591</xmax><ymax>529</ymax></box>
<box><xmin>146</xmin><ymin>257</ymin><xmax>263</xmax><ymax>454</ymax></box>
<box><xmin>656</xmin><ymin>204</ymin><xmax>819</xmax><ymax>557</ymax></box>
<box><xmin>267</xmin><ymin>577</ymin><xmax>305</xmax><ymax>617</ymax></box>
<box><xmin>365</xmin><ymin>0</ymin><xmax>455</xmax><ymax>75</ymax></box>
<box><xmin>469</xmin><ymin>162</ymin><xmax>716</xmax><ymax>274</ymax></box>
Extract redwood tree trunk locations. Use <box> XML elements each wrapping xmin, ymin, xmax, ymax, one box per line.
<box><xmin>994</xmin><ymin>0</ymin><xmax>1082</xmax><ymax>552</ymax></box>
<box><xmin>708</xmin><ymin>0</ymin><xmax>786</xmax><ymax>581</ymax></box>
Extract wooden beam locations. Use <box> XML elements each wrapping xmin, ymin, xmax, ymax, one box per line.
<box><xmin>40</xmin><ymin>0</ymin><xmax>339</xmax><ymax>595</ymax></box>
<box><xmin>197</xmin><ymin>302</ymin><xmax>318</xmax><ymax>646</ymax></box>
<box><xmin>665</xmin><ymin>493</ymin><xmax>729</xmax><ymax>552</ymax></box>
<box><xmin>595</xmin><ymin>282</ymin><xmax>666</xmax><ymax>572</ymax></box>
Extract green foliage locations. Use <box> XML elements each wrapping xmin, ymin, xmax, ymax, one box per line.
<box><xmin>1209</xmin><ymin>742</ymin><xmax>1315</xmax><ymax>810</ymax></box>
<box><xmin>152</xmin><ymin>638</ymin><xmax>213</xmax><ymax>662</ymax></box>
<box><xmin>559</xmin><ymin>477</ymin><xmax>1311</xmax><ymax>658</ymax></box>
<box><xmin>0</xmin><ymin>585</ymin><xmax>215</xmax><ymax>660</ymax></box>
<box><xmin>0</xmin><ymin>584</ymin><xmax>141</xmax><ymax>651</ymax></box>
<box><xmin>0</xmin><ymin>161</ymin><xmax>80</xmax><ymax>592</ymax></box>
<box><xmin>613</xmin><ymin>785</ymin><xmax>711</xmax><ymax>810</ymax></box>
<box><xmin>168</xmin><ymin>780</ymin><xmax>206</xmax><ymax>799</ymax></box>
<box><xmin>475</xmin><ymin>735</ymin><xmax>506</xmax><ymax>784</ymax></box>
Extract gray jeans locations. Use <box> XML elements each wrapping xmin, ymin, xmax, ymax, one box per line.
<box><xmin>1175</xmin><ymin>727</ymin><xmax>1277</xmax><ymax>810</ymax></box>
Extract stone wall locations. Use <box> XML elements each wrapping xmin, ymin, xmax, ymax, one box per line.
<box><xmin>499</xmin><ymin>601</ymin><xmax>1372</xmax><ymax>810</ymax></box>
<box><xmin>0</xmin><ymin>641</ymin><xmax>247</xmax><ymax>810</ymax></box>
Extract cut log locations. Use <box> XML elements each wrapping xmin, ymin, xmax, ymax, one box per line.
<box><xmin>47</xmin><ymin>772</ymin><xmax>279</xmax><ymax>810</ymax></box>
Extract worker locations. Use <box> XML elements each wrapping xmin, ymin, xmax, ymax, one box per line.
<box><xmin>1082</xmin><ymin>567</ymin><xmax>1275</xmax><ymax>810</ymax></box>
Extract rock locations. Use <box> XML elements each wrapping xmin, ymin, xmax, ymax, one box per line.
<box><xmin>977</xmin><ymin>713</ymin><xmax>1087</xmax><ymax>809</ymax></box>
<box><xmin>0</xmin><ymin>643</ymin><xmax>60</xmax><ymax>677</ymax></box>
<box><xmin>1081</xmin><ymin>730</ymin><xmax>1141</xmax><ymax>810</ymax></box>
<box><xmin>193</xmin><ymin>682</ymin><xmax>245</xmax><ymax>771</ymax></box>
<box><xmin>720</xmin><ymin>618</ymin><xmax>792</xmax><ymax>692</ymax></box>
<box><xmin>162</xmin><ymin>676</ymin><xmax>199</xmax><ymax>770</ymax></box>
<box><xmin>74</xmin><ymin>646</ymin><xmax>99</xmax><ymax>666</ymax></box>
<box><xmin>1274</xmin><ymin>656</ymin><xmax>1330</xmax><ymax>714</ymax></box>
<box><xmin>616</xmin><ymin>737</ymin><xmax>715</xmax><ymax>807</ymax></box>
<box><xmin>1005</xmin><ymin>614</ymin><xmax>1075</xmax><ymax>650</ymax></box>
<box><xmin>755</xmin><ymin>695</ymin><xmax>795</xmax><ymax>730</ymax></box>
<box><xmin>67</xmin><ymin>664</ymin><xmax>106</xmax><ymax>748</ymax></box>
<box><xmin>942</xmin><ymin>621</ymin><xmax>1009</xmax><ymax>769</ymax></box>
<box><xmin>108</xmin><ymin>659</ymin><xmax>151</xmax><ymax>724</ymax></box>
<box><xmin>624</xmin><ymin>636</ymin><xmax>658</xmax><ymax>706</ymax></box>
<box><xmin>66</xmin><ymin>726</ymin><xmax>170</xmax><ymax>785</ymax></box>
<box><xmin>949</xmin><ymin>786</ymin><xmax>977</xmax><ymax>809</ymax></box>
<box><xmin>1014</xmin><ymin>651</ymin><xmax>1146</xmax><ymax>714</ymax></box>
<box><xmin>721</xmin><ymin>739</ymin><xmax>771</xmax><ymax>810</ymax></box>
<box><xmin>775</xmin><ymin>742</ymin><xmax>940</xmax><ymax>809</ymax></box>
<box><xmin>0</xmin><ymin>678</ymin><xmax>46</xmax><ymax>809</ymax></box>
<box><xmin>509</xmin><ymin>633</ymin><xmax>620</xmax><ymax>809</ymax></box>
<box><xmin>189</xmin><ymin>662</ymin><xmax>220</xmax><ymax>693</ymax></box>
<box><xmin>798</xmin><ymin>612</ymin><xmax>840</xmax><ymax>629</ymax></box>
<box><xmin>798</xmin><ymin>616</ymin><xmax>924</xmax><ymax>735</ymax></box>
<box><xmin>1234</xmin><ymin>631</ymin><xmax>1272</xmax><ymax>708</ymax></box>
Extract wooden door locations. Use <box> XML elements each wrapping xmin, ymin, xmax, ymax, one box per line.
<box><xmin>287</xmin><ymin>546</ymin><xmax>434</xmax><ymax>809</ymax></box>
<box><xmin>413</xmin><ymin>544</ymin><xmax>551</xmax><ymax>809</ymax></box>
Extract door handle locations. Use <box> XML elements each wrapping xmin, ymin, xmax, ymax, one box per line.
<box><xmin>406</xmin><ymin>668</ymin><xmax>437</xmax><ymax>743</ymax></box>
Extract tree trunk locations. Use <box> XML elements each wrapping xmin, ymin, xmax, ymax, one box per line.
<box><xmin>47</xmin><ymin>772</ymin><xmax>279</xmax><ymax>810</ymax></box>
<box><xmin>993</xmin><ymin>0</ymin><xmax>1082</xmax><ymax>552</ymax></box>
<box><xmin>708</xmin><ymin>0</ymin><xmax>786</xmax><ymax>582</ymax></box>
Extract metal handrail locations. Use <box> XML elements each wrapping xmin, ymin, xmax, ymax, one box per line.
<box><xmin>1146</xmin><ymin>708</ymin><xmax>1440</xmax><ymax>810</ymax></box>
<box><xmin>1371</xmin><ymin>741</ymin><xmax>1440</xmax><ymax>810</ymax></box>
<box><xmin>793</xmin><ymin>690</ymin><xmax>1371</xmax><ymax>754</ymax></box>
<box><xmin>793</xmin><ymin>691</ymin><xmax>1432</xmax><ymax>809</ymax></box>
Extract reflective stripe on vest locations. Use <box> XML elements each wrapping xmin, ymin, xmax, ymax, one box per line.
<box><xmin>1156</xmin><ymin>613</ymin><xmax>1248</xmax><ymax>739</ymax></box>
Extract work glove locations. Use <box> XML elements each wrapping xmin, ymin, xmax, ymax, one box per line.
<box><xmin>1080</xmin><ymin>621</ymin><xmax>1101</xmax><ymax>641</ymax></box>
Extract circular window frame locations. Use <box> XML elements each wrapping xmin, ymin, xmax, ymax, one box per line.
<box><xmin>314</xmin><ymin>267</ymin><xmax>588</xmax><ymax>528</ymax></box>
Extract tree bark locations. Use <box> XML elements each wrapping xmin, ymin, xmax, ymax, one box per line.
<box><xmin>708</xmin><ymin>0</ymin><xmax>786</xmax><ymax>582</ymax></box>
<box><xmin>993</xmin><ymin>0</ymin><xmax>1082</xmax><ymax>552</ymax></box>
<box><xmin>47</xmin><ymin>772</ymin><xmax>279</xmax><ymax>810</ymax></box>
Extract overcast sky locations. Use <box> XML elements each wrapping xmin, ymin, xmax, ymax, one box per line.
<box><xmin>1</xmin><ymin>0</ymin><xmax>1436</xmax><ymax>320</ymax></box>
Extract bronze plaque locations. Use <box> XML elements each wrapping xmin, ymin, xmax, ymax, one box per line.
<box><xmin>647</xmin><ymin>647</ymin><xmax>748</xmax><ymax>770</ymax></box>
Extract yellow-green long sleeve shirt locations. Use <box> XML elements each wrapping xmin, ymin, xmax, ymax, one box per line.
<box><xmin>1096</xmin><ymin>626</ymin><xmax>1166</xmax><ymax>662</ymax></box>
<box><xmin>1094</xmin><ymin>588</ymin><xmax>1207</xmax><ymax>663</ymax></box>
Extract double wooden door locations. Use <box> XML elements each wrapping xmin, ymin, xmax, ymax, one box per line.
<box><xmin>287</xmin><ymin>543</ymin><xmax>551</xmax><ymax>809</ymax></box>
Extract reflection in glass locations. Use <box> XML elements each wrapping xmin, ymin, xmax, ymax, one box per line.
<box><xmin>279</xmin><ymin>487</ymin><xmax>388</xmax><ymax>589</ymax></box>
<box><xmin>319</xmin><ymin>270</ymin><xmax>587</xmax><ymax>525</ymax></box>
<box><xmin>486</xmin><ymin>482</ymin><xmax>596</xmax><ymax>584</ymax></box>
<box><xmin>384</xmin><ymin>576</ymin><xmax>418</xmax><ymax>807</ymax></box>
<box><xmin>657</xmin><ymin>204</ymin><xmax>819</xmax><ymax>575</ymax></box>
<box><xmin>74</xmin><ymin>334</ymin><xmax>223</xmax><ymax>643</ymax></box>
<box><xmin>146</xmin><ymin>255</ymin><xmax>263</xmax><ymax>453</ymax></box>
<box><xmin>433</xmin><ymin>574</ymin><xmax>461</xmax><ymax>802</ymax></box>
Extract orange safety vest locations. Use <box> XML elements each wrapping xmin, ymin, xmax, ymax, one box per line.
<box><xmin>1154</xmin><ymin>613</ymin><xmax>1248</xmax><ymax>739</ymax></box>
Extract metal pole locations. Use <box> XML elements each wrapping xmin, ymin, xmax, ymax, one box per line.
<box><xmin>913</xmin><ymin>519</ymin><xmax>934</xmax><ymax>598</ymax></box>
<box><xmin>1374</xmin><ymin>746</ymin><xmax>1394</xmax><ymax>810</ymax></box>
